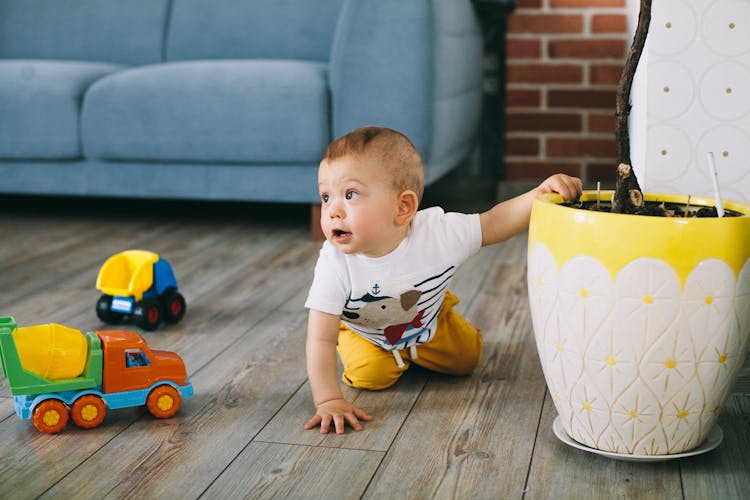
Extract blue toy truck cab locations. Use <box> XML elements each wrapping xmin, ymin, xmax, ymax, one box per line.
<box><xmin>96</xmin><ymin>250</ymin><xmax>186</xmax><ymax>331</ymax></box>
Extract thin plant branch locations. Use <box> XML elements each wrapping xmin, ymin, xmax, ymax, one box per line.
<box><xmin>612</xmin><ymin>0</ymin><xmax>651</xmax><ymax>214</ymax></box>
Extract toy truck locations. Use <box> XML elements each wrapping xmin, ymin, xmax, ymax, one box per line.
<box><xmin>0</xmin><ymin>316</ymin><xmax>194</xmax><ymax>433</ymax></box>
<box><xmin>96</xmin><ymin>250</ymin><xmax>186</xmax><ymax>331</ymax></box>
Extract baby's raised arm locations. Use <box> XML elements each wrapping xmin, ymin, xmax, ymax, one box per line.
<box><xmin>479</xmin><ymin>174</ymin><xmax>581</xmax><ymax>247</ymax></box>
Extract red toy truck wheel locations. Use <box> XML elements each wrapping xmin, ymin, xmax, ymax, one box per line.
<box><xmin>32</xmin><ymin>399</ymin><xmax>69</xmax><ymax>433</ymax></box>
<box><xmin>146</xmin><ymin>385</ymin><xmax>181</xmax><ymax>418</ymax></box>
<box><xmin>161</xmin><ymin>289</ymin><xmax>186</xmax><ymax>324</ymax></box>
<box><xmin>134</xmin><ymin>299</ymin><xmax>162</xmax><ymax>331</ymax></box>
<box><xmin>71</xmin><ymin>395</ymin><xmax>107</xmax><ymax>429</ymax></box>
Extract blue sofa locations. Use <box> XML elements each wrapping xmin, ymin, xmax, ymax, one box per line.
<box><xmin>0</xmin><ymin>0</ymin><xmax>483</xmax><ymax>207</ymax></box>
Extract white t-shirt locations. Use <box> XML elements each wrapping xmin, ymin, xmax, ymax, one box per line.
<box><xmin>305</xmin><ymin>207</ymin><xmax>482</xmax><ymax>351</ymax></box>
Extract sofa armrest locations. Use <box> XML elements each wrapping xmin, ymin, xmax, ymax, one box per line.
<box><xmin>329</xmin><ymin>0</ymin><xmax>483</xmax><ymax>175</ymax></box>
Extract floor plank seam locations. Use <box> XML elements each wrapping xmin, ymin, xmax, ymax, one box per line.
<box><xmin>360</xmin><ymin>374</ymin><xmax>431</xmax><ymax>497</ymax></box>
<box><xmin>251</xmin><ymin>440</ymin><xmax>386</xmax><ymax>453</ymax></box>
<box><xmin>678</xmin><ymin>460</ymin><xmax>687</xmax><ymax>500</ymax></box>
<box><xmin>521</xmin><ymin>387</ymin><xmax>548</xmax><ymax>499</ymax></box>
<box><xmin>251</xmin><ymin>377</ymin><xmax>310</xmax><ymax>440</ymax></box>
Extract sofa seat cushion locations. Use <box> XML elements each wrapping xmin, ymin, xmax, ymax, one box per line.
<box><xmin>82</xmin><ymin>60</ymin><xmax>330</xmax><ymax>163</ymax></box>
<box><xmin>0</xmin><ymin>60</ymin><xmax>124</xmax><ymax>159</ymax></box>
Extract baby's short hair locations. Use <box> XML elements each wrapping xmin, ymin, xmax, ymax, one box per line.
<box><xmin>322</xmin><ymin>126</ymin><xmax>425</xmax><ymax>202</ymax></box>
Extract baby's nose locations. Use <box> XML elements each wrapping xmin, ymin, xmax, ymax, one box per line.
<box><xmin>328</xmin><ymin>200</ymin><xmax>344</xmax><ymax>218</ymax></box>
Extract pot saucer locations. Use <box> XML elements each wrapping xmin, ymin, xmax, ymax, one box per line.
<box><xmin>552</xmin><ymin>416</ymin><xmax>723</xmax><ymax>462</ymax></box>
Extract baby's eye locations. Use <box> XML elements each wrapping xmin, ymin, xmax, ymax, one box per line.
<box><xmin>321</xmin><ymin>193</ymin><xmax>329</xmax><ymax>203</ymax></box>
<box><xmin>346</xmin><ymin>190</ymin><xmax>359</xmax><ymax>200</ymax></box>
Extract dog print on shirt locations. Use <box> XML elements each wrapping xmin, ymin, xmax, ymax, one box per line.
<box><xmin>341</xmin><ymin>266</ymin><xmax>454</xmax><ymax>349</ymax></box>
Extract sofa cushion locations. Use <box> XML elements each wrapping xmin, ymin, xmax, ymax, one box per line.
<box><xmin>0</xmin><ymin>60</ymin><xmax>124</xmax><ymax>160</ymax></box>
<box><xmin>0</xmin><ymin>0</ymin><xmax>170</xmax><ymax>65</ymax></box>
<box><xmin>81</xmin><ymin>60</ymin><xmax>330</xmax><ymax>163</ymax></box>
<box><xmin>166</xmin><ymin>0</ymin><xmax>343</xmax><ymax>62</ymax></box>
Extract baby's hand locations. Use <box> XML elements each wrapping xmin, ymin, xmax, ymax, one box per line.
<box><xmin>304</xmin><ymin>398</ymin><xmax>373</xmax><ymax>434</ymax></box>
<box><xmin>538</xmin><ymin>174</ymin><xmax>582</xmax><ymax>202</ymax></box>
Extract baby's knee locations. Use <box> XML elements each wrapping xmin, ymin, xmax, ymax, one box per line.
<box><xmin>450</xmin><ymin>349</ymin><xmax>482</xmax><ymax>376</ymax></box>
<box><xmin>447</xmin><ymin>335</ymin><xmax>484</xmax><ymax>376</ymax></box>
<box><xmin>341</xmin><ymin>359</ymin><xmax>405</xmax><ymax>390</ymax></box>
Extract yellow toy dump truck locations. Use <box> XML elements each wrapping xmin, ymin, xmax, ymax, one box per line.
<box><xmin>0</xmin><ymin>316</ymin><xmax>193</xmax><ymax>433</ymax></box>
<box><xmin>96</xmin><ymin>250</ymin><xmax>186</xmax><ymax>331</ymax></box>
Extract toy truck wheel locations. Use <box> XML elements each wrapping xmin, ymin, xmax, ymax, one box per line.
<box><xmin>96</xmin><ymin>294</ymin><xmax>122</xmax><ymax>324</ymax></box>
<box><xmin>32</xmin><ymin>399</ymin><xmax>69</xmax><ymax>434</ymax></box>
<box><xmin>161</xmin><ymin>289</ymin><xmax>186</xmax><ymax>324</ymax></box>
<box><xmin>134</xmin><ymin>299</ymin><xmax>162</xmax><ymax>331</ymax></box>
<box><xmin>71</xmin><ymin>395</ymin><xmax>107</xmax><ymax>429</ymax></box>
<box><xmin>146</xmin><ymin>385</ymin><xmax>181</xmax><ymax>418</ymax></box>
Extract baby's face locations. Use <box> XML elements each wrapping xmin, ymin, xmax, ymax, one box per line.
<box><xmin>318</xmin><ymin>156</ymin><xmax>404</xmax><ymax>257</ymax></box>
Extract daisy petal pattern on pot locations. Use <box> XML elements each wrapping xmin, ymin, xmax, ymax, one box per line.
<box><xmin>547</xmin><ymin>256</ymin><xmax>612</xmax><ymax>399</ymax></box>
<box><xmin>614</xmin><ymin>258</ymin><xmax>681</xmax><ymax>358</ymax></box>
<box><xmin>558</xmin><ymin>255</ymin><xmax>613</xmax><ymax>348</ymax></box>
<box><xmin>684</xmin><ymin>259</ymin><xmax>740</xmax><ymax>399</ymax></box>
<box><xmin>528</xmin><ymin>243</ymin><xmax>559</xmax><ymax>356</ymax></box>
<box><xmin>570</xmin><ymin>379</ymin><xmax>609</xmax><ymax>446</ymax></box>
<box><xmin>638</xmin><ymin>315</ymin><xmax>695</xmax><ymax>408</ymax></box>
<box><xmin>585</xmin><ymin>313</ymin><xmax>637</xmax><ymax>404</ymax></box>
<box><xmin>610</xmin><ymin>380</ymin><xmax>662</xmax><ymax>454</ymax></box>
<box><xmin>662</xmin><ymin>382</ymin><xmax>706</xmax><ymax>453</ymax></box>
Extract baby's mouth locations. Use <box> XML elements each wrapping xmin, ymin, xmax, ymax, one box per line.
<box><xmin>332</xmin><ymin>229</ymin><xmax>352</xmax><ymax>240</ymax></box>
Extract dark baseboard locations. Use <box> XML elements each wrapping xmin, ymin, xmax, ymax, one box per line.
<box><xmin>422</xmin><ymin>173</ymin><xmax>498</xmax><ymax>213</ymax></box>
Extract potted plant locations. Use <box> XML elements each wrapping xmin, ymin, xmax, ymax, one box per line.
<box><xmin>527</xmin><ymin>0</ymin><xmax>750</xmax><ymax>456</ymax></box>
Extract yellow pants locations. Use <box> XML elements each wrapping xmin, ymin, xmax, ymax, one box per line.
<box><xmin>337</xmin><ymin>291</ymin><xmax>483</xmax><ymax>390</ymax></box>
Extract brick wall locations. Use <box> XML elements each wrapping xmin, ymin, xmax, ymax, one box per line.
<box><xmin>505</xmin><ymin>0</ymin><xmax>630</xmax><ymax>187</ymax></box>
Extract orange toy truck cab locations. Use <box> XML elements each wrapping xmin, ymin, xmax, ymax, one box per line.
<box><xmin>97</xmin><ymin>330</ymin><xmax>189</xmax><ymax>394</ymax></box>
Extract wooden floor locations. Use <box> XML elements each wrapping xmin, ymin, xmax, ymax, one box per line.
<box><xmin>0</xmin><ymin>195</ymin><xmax>748</xmax><ymax>500</ymax></box>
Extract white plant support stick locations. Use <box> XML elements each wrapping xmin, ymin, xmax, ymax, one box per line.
<box><xmin>706</xmin><ymin>152</ymin><xmax>725</xmax><ymax>217</ymax></box>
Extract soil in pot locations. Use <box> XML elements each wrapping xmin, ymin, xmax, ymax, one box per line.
<box><xmin>564</xmin><ymin>198</ymin><xmax>743</xmax><ymax>218</ymax></box>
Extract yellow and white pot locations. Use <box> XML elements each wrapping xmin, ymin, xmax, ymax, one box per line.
<box><xmin>528</xmin><ymin>191</ymin><xmax>750</xmax><ymax>455</ymax></box>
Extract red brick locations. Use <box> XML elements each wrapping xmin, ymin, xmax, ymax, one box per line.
<box><xmin>588</xmin><ymin>113</ymin><xmax>616</xmax><ymax>133</ymax></box>
<box><xmin>586</xmin><ymin>161</ymin><xmax>619</xmax><ymax>186</ymax></box>
<box><xmin>506</xmin><ymin>88</ymin><xmax>541</xmax><ymax>108</ymax></box>
<box><xmin>507</xmin><ymin>39</ymin><xmax>542</xmax><ymax>59</ymax></box>
<box><xmin>507</xmin><ymin>64</ymin><xmax>583</xmax><ymax>84</ymax></box>
<box><xmin>549</xmin><ymin>39</ymin><xmax>626</xmax><ymax>59</ymax></box>
<box><xmin>548</xmin><ymin>89</ymin><xmax>617</xmax><ymax>109</ymax></box>
<box><xmin>507</xmin><ymin>112</ymin><xmax>582</xmax><ymax>132</ymax></box>
<box><xmin>592</xmin><ymin>14</ymin><xmax>628</xmax><ymax>33</ymax></box>
<box><xmin>506</xmin><ymin>137</ymin><xmax>540</xmax><ymax>156</ymax></box>
<box><xmin>547</xmin><ymin>137</ymin><xmax>616</xmax><ymax>158</ymax></box>
<box><xmin>508</xmin><ymin>14</ymin><xmax>584</xmax><ymax>34</ymax></box>
<box><xmin>515</xmin><ymin>0</ymin><xmax>543</xmax><ymax>7</ymax></box>
<box><xmin>506</xmin><ymin>160</ymin><xmax>582</xmax><ymax>181</ymax></box>
<box><xmin>551</xmin><ymin>0</ymin><xmax>624</xmax><ymax>7</ymax></box>
<box><xmin>590</xmin><ymin>64</ymin><xmax>623</xmax><ymax>85</ymax></box>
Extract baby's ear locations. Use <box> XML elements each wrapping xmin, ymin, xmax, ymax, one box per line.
<box><xmin>395</xmin><ymin>190</ymin><xmax>419</xmax><ymax>225</ymax></box>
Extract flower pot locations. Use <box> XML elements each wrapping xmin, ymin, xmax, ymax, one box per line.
<box><xmin>527</xmin><ymin>190</ymin><xmax>750</xmax><ymax>455</ymax></box>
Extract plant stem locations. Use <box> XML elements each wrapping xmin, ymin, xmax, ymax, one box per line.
<box><xmin>615</xmin><ymin>0</ymin><xmax>651</xmax><ymax>166</ymax></box>
<box><xmin>613</xmin><ymin>0</ymin><xmax>651</xmax><ymax>213</ymax></box>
